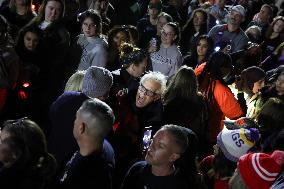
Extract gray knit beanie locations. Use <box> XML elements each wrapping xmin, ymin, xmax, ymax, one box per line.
<box><xmin>82</xmin><ymin>66</ymin><xmax>113</xmax><ymax>98</ymax></box>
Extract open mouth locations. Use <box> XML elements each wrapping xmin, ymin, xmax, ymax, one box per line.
<box><xmin>136</xmin><ymin>95</ymin><xmax>144</xmax><ymax>106</ymax></box>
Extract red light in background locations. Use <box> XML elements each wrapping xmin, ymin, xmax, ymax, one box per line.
<box><xmin>32</xmin><ymin>4</ymin><xmax>36</xmax><ymax>11</ymax></box>
<box><xmin>19</xmin><ymin>91</ymin><xmax>28</xmax><ymax>100</ymax></box>
<box><xmin>23</xmin><ymin>82</ymin><xmax>30</xmax><ymax>88</ymax></box>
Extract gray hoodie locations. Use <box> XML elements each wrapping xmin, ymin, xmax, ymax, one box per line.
<box><xmin>150</xmin><ymin>44</ymin><xmax>182</xmax><ymax>77</ymax></box>
<box><xmin>77</xmin><ymin>34</ymin><xmax>108</xmax><ymax>70</ymax></box>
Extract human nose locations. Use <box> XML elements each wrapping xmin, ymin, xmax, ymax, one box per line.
<box><xmin>139</xmin><ymin>90</ymin><xmax>146</xmax><ymax>97</ymax></box>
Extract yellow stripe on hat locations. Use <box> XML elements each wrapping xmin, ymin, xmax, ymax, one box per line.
<box><xmin>240</xmin><ymin>128</ymin><xmax>254</xmax><ymax>146</ymax></box>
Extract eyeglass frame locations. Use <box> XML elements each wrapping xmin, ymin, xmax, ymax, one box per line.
<box><xmin>160</xmin><ymin>29</ymin><xmax>175</xmax><ymax>38</ymax></box>
<box><xmin>138</xmin><ymin>84</ymin><xmax>158</xmax><ymax>97</ymax></box>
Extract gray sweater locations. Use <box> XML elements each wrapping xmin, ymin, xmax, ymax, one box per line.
<box><xmin>150</xmin><ymin>44</ymin><xmax>182</xmax><ymax>77</ymax></box>
<box><xmin>77</xmin><ymin>35</ymin><xmax>108</xmax><ymax>70</ymax></box>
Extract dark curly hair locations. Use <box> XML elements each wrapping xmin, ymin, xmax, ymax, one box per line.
<box><xmin>78</xmin><ymin>9</ymin><xmax>102</xmax><ymax>35</ymax></box>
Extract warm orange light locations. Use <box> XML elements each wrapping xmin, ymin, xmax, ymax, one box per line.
<box><xmin>32</xmin><ymin>4</ymin><xmax>36</xmax><ymax>11</ymax></box>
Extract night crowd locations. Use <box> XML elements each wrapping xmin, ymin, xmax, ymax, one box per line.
<box><xmin>0</xmin><ymin>0</ymin><xmax>284</xmax><ymax>188</ymax></box>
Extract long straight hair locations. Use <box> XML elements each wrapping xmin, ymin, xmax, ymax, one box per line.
<box><xmin>163</xmin><ymin>65</ymin><xmax>199</xmax><ymax>105</ymax></box>
<box><xmin>9</xmin><ymin>0</ymin><xmax>33</xmax><ymax>16</ymax></box>
<box><xmin>35</xmin><ymin>0</ymin><xmax>65</xmax><ymax>24</ymax></box>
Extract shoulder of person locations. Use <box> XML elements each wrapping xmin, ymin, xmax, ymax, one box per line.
<box><xmin>96</xmin><ymin>37</ymin><xmax>108</xmax><ymax>47</ymax></box>
<box><xmin>1</xmin><ymin>47</ymin><xmax>19</xmax><ymax>63</ymax></box>
<box><xmin>127</xmin><ymin>161</ymin><xmax>149</xmax><ymax>176</ymax></box>
<box><xmin>209</xmin><ymin>24</ymin><xmax>224</xmax><ymax>33</ymax></box>
<box><xmin>111</xmin><ymin>69</ymin><xmax>121</xmax><ymax>77</ymax></box>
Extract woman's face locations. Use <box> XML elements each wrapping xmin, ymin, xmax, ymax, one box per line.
<box><xmin>157</xmin><ymin>16</ymin><xmax>169</xmax><ymax>35</ymax></box>
<box><xmin>24</xmin><ymin>31</ymin><xmax>39</xmax><ymax>51</ymax></box>
<box><xmin>113</xmin><ymin>31</ymin><xmax>127</xmax><ymax>48</ymax></box>
<box><xmin>197</xmin><ymin>39</ymin><xmax>209</xmax><ymax>57</ymax></box>
<box><xmin>273</xmin><ymin>20</ymin><xmax>284</xmax><ymax>33</ymax></box>
<box><xmin>252</xmin><ymin>79</ymin><xmax>265</xmax><ymax>94</ymax></box>
<box><xmin>161</xmin><ymin>24</ymin><xmax>176</xmax><ymax>45</ymax></box>
<box><xmin>82</xmin><ymin>17</ymin><xmax>97</xmax><ymax>37</ymax></box>
<box><xmin>44</xmin><ymin>0</ymin><xmax>62</xmax><ymax>23</ymax></box>
<box><xmin>193</xmin><ymin>11</ymin><xmax>205</xmax><ymax>27</ymax></box>
<box><xmin>131</xmin><ymin>57</ymin><xmax>147</xmax><ymax>78</ymax></box>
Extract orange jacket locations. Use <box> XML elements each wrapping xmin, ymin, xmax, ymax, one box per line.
<box><xmin>195</xmin><ymin>63</ymin><xmax>244</xmax><ymax>142</ymax></box>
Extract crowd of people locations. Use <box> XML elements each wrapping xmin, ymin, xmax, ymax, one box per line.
<box><xmin>0</xmin><ymin>0</ymin><xmax>284</xmax><ymax>188</ymax></box>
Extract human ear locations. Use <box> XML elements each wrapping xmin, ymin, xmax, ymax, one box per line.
<box><xmin>169</xmin><ymin>153</ymin><xmax>180</xmax><ymax>162</ymax></box>
<box><xmin>153</xmin><ymin>94</ymin><xmax>161</xmax><ymax>101</ymax></box>
<box><xmin>79</xmin><ymin>122</ymin><xmax>86</xmax><ymax>134</ymax></box>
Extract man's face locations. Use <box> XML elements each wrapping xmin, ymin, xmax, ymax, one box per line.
<box><xmin>145</xmin><ymin>130</ymin><xmax>179</xmax><ymax>166</ymax></box>
<box><xmin>148</xmin><ymin>7</ymin><xmax>160</xmax><ymax>19</ymax></box>
<box><xmin>45</xmin><ymin>0</ymin><xmax>62</xmax><ymax>23</ymax></box>
<box><xmin>136</xmin><ymin>79</ymin><xmax>161</xmax><ymax>108</ymax></box>
<box><xmin>228</xmin><ymin>10</ymin><xmax>243</xmax><ymax>26</ymax></box>
<box><xmin>258</xmin><ymin>6</ymin><xmax>271</xmax><ymax>22</ymax></box>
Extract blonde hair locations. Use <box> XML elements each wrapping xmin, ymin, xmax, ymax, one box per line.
<box><xmin>64</xmin><ymin>70</ymin><xmax>86</xmax><ymax>92</ymax></box>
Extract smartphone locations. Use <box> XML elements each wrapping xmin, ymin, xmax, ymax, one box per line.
<box><xmin>142</xmin><ymin>126</ymin><xmax>152</xmax><ymax>151</ymax></box>
<box><xmin>150</xmin><ymin>38</ymin><xmax>157</xmax><ymax>47</ymax></box>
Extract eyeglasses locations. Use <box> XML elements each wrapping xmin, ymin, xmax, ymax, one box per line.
<box><xmin>161</xmin><ymin>29</ymin><xmax>175</xmax><ymax>37</ymax></box>
<box><xmin>138</xmin><ymin>84</ymin><xmax>157</xmax><ymax>97</ymax></box>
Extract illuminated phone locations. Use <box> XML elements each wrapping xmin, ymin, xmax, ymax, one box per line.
<box><xmin>142</xmin><ymin>126</ymin><xmax>152</xmax><ymax>151</ymax></box>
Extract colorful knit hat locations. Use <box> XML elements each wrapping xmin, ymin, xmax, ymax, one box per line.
<box><xmin>238</xmin><ymin>150</ymin><xmax>284</xmax><ymax>189</ymax></box>
<box><xmin>217</xmin><ymin>126</ymin><xmax>260</xmax><ymax>162</ymax></box>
